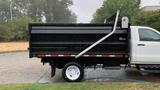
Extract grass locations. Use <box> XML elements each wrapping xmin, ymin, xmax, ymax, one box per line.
<box><xmin>0</xmin><ymin>42</ymin><xmax>28</xmax><ymax>52</ymax></box>
<box><xmin>0</xmin><ymin>82</ymin><xmax>160</xmax><ymax>90</ymax></box>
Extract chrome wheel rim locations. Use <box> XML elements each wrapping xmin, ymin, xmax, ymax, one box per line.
<box><xmin>65</xmin><ymin>65</ymin><xmax>80</xmax><ymax>80</ymax></box>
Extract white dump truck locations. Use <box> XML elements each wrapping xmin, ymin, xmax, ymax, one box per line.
<box><xmin>29</xmin><ymin>11</ymin><xmax>160</xmax><ymax>82</ymax></box>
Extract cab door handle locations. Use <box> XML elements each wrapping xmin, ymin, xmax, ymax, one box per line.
<box><xmin>137</xmin><ymin>44</ymin><xmax>145</xmax><ymax>46</ymax></box>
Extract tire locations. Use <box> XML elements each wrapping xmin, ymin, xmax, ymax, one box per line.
<box><xmin>62</xmin><ymin>62</ymin><xmax>84</xmax><ymax>82</ymax></box>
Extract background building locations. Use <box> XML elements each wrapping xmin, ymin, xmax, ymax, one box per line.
<box><xmin>141</xmin><ymin>6</ymin><xmax>160</xmax><ymax>11</ymax></box>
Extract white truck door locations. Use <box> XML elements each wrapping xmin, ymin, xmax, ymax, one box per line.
<box><xmin>133</xmin><ymin>27</ymin><xmax>160</xmax><ymax>64</ymax></box>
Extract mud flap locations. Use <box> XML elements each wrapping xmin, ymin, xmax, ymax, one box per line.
<box><xmin>51</xmin><ymin>65</ymin><xmax>56</xmax><ymax>77</ymax></box>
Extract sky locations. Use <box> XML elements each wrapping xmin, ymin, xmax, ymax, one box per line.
<box><xmin>70</xmin><ymin>0</ymin><xmax>160</xmax><ymax>23</ymax></box>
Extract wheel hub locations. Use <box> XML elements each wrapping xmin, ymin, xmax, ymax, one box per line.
<box><xmin>66</xmin><ymin>65</ymin><xmax>80</xmax><ymax>80</ymax></box>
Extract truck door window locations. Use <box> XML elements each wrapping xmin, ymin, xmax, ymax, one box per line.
<box><xmin>138</xmin><ymin>28</ymin><xmax>160</xmax><ymax>41</ymax></box>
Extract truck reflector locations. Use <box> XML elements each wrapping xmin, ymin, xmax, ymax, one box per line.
<box><xmin>45</xmin><ymin>54</ymin><xmax>51</xmax><ymax>57</ymax></box>
<box><xmin>35</xmin><ymin>54</ymin><xmax>125</xmax><ymax>58</ymax></box>
<box><xmin>36</xmin><ymin>54</ymin><xmax>45</xmax><ymax>57</ymax></box>
<box><xmin>58</xmin><ymin>55</ymin><xmax>64</xmax><ymax>57</ymax></box>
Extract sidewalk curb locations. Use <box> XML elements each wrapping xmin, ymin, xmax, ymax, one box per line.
<box><xmin>0</xmin><ymin>50</ymin><xmax>28</xmax><ymax>54</ymax></box>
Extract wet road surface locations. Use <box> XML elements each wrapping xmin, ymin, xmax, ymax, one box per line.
<box><xmin>0</xmin><ymin>52</ymin><xmax>160</xmax><ymax>84</ymax></box>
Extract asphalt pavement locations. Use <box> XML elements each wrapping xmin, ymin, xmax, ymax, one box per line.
<box><xmin>0</xmin><ymin>52</ymin><xmax>160</xmax><ymax>84</ymax></box>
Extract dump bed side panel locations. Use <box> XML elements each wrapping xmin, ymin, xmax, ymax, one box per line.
<box><xmin>29</xmin><ymin>24</ymin><xmax>129</xmax><ymax>58</ymax></box>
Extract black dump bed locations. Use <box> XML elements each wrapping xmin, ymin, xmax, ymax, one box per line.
<box><xmin>29</xmin><ymin>23</ymin><xmax>129</xmax><ymax>58</ymax></box>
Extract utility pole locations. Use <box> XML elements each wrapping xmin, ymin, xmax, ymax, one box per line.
<box><xmin>10</xmin><ymin>0</ymin><xmax>13</xmax><ymax>32</ymax></box>
<box><xmin>10</xmin><ymin>0</ymin><xmax>13</xmax><ymax>22</ymax></box>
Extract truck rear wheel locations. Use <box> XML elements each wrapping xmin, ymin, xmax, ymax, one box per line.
<box><xmin>62</xmin><ymin>62</ymin><xmax>84</xmax><ymax>82</ymax></box>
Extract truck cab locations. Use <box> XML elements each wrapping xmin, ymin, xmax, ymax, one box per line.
<box><xmin>130</xmin><ymin>26</ymin><xmax>160</xmax><ymax>65</ymax></box>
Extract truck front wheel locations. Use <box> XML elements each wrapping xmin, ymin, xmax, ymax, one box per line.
<box><xmin>62</xmin><ymin>62</ymin><xmax>84</xmax><ymax>82</ymax></box>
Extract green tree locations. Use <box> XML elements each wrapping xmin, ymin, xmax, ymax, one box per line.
<box><xmin>0</xmin><ymin>0</ymin><xmax>11</xmax><ymax>23</ymax></box>
<box><xmin>41</xmin><ymin>0</ymin><xmax>77</xmax><ymax>23</ymax></box>
<box><xmin>91</xmin><ymin>0</ymin><xmax>140</xmax><ymax>23</ymax></box>
<box><xmin>0</xmin><ymin>23</ymin><xmax>12</xmax><ymax>41</ymax></box>
<box><xmin>0</xmin><ymin>0</ymin><xmax>77</xmax><ymax>41</ymax></box>
<box><xmin>11</xmin><ymin>16</ymin><xmax>33</xmax><ymax>41</ymax></box>
<box><xmin>13</xmin><ymin>0</ymin><xmax>77</xmax><ymax>23</ymax></box>
<box><xmin>0</xmin><ymin>16</ymin><xmax>33</xmax><ymax>41</ymax></box>
<box><xmin>132</xmin><ymin>11</ymin><xmax>160</xmax><ymax>30</ymax></box>
<box><xmin>0</xmin><ymin>0</ymin><xmax>77</xmax><ymax>23</ymax></box>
